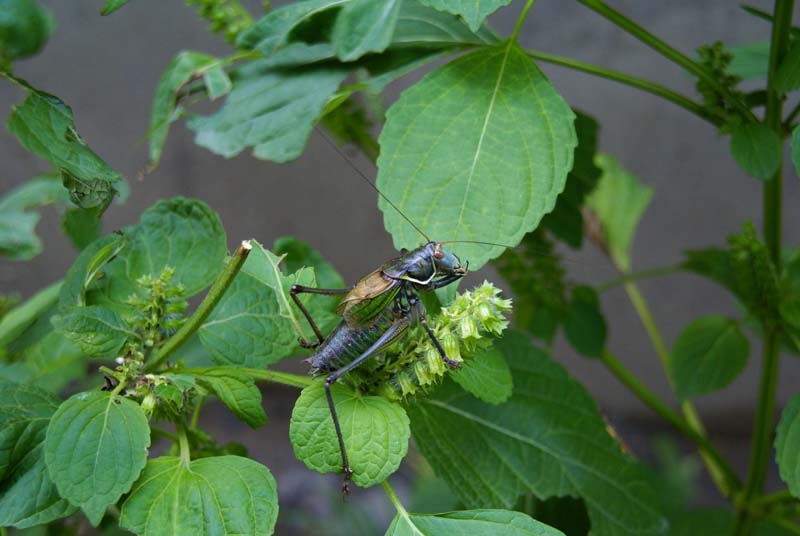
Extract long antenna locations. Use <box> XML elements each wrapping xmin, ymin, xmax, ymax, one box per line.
<box><xmin>314</xmin><ymin>126</ymin><xmax>430</xmax><ymax>243</ymax></box>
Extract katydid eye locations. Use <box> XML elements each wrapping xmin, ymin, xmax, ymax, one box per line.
<box><xmin>434</xmin><ymin>249</ymin><xmax>444</xmax><ymax>259</ymax></box>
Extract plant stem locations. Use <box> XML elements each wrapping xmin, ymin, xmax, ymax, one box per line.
<box><xmin>785</xmin><ymin>101</ymin><xmax>800</xmax><ymax>130</ymax></box>
<box><xmin>382</xmin><ymin>479</ymin><xmax>416</xmax><ymax>528</ymax></box>
<box><xmin>511</xmin><ymin>0</ymin><xmax>537</xmax><ymax>42</ymax></box>
<box><xmin>190</xmin><ymin>395</ymin><xmax>205</xmax><ymax>430</ymax></box>
<box><xmin>525</xmin><ymin>50</ymin><xmax>715</xmax><ymax>126</ymax></box>
<box><xmin>574</xmin><ymin>0</ymin><xmax>757</xmax><ymax>123</ymax></box>
<box><xmin>145</xmin><ymin>241</ymin><xmax>252</xmax><ymax>372</ymax></box>
<box><xmin>601</xmin><ymin>350</ymin><xmax>740</xmax><ymax>496</ymax></box>
<box><xmin>596</xmin><ymin>263</ymin><xmax>684</xmax><ymax>292</ymax></box>
<box><xmin>150</xmin><ymin>426</ymin><xmax>179</xmax><ymax>443</ymax></box>
<box><xmin>177</xmin><ymin>420</ymin><xmax>191</xmax><ymax>468</ymax></box>
<box><xmin>750</xmin><ymin>489</ymin><xmax>797</xmax><ymax>507</ymax></box>
<box><xmin>240</xmin><ymin>368</ymin><xmax>313</xmax><ymax>389</ymax></box>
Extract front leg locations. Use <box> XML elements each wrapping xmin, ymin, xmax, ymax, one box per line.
<box><xmin>407</xmin><ymin>290</ymin><xmax>460</xmax><ymax>369</ymax></box>
<box><xmin>290</xmin><ymin>285</ymin><xmax>350</xmax><ymax>348</ymax></box>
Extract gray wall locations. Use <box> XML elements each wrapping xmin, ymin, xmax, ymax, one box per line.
<box><xmin>2</xmin><ymin>0</ymin><xmax>799</xmax><ymax>467</ymax></box>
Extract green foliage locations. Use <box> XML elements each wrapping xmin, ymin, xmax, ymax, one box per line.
<box><xmin>0</xmin><ymin>0</ymin><xmax>52</xmax><ymax>69</ymax></box>
<box><xmin>586</xmin><ymin>153</ymin><xmax>653</xmax><ymax>272</ymax></box>
<box><xmin>44</xmin><ymin>391</ymin><xmax>150</xmax><ymax>526</ymax></box>
<box><xmin>185</xmin><ymin>0</ymin><xmax>253</xmax><ymax>44</ymax></box>
<box><xmin>101</xmin><ymin>0</ymin><xmax>130</xmax><ymax>16</ymax></box>
<box><xmin>775</xmin><ymin>41</ymin><xmax>800</xmax><ymax>94</ymax></box>
<box><xmin>290</xmin><ymin>381</ymin><xmax>410</xmax><ymax>488</ymax></box>
<box><xmin>125</xmin><ymin>266</ymin><xmax>188</xmax><ymax>348</ymax></box>
<box><xmin>728</xmin><ymin>41</ymin><xmax>769</xmax><ymax>80</ymax></box>
<box><xmin>0</xmin><ymin>175</ymin><xmax>66</xmax><ymax>260</ymax></box>
<box><xmin>695</xmin><ymin>41</ymin><xmax>745</xmax><ymax>129</ymax></box>
<box><xmin>450</xmin><ymin>347</ymin><xmax>513</xmax><ymax>404</ymax></box>
<box><xmin>273</xmin><ymin>236</ymin><xmax>345</xmax><ymax>288</ymax></box>
<box><xmin>377</xmin><ymin>41</ymin><xmax>576</xmax><ymax>270</ymax></box>
<box><xmin>728</xmin><ymin>222</ymin><xmax>781</xmax><ymax>324</ymax></box>
<box><xmin>0</xmin><ymin>382</ymin><xmax>76</xmax><ymax>529</ymax></box>
<box><xmin>775</xmin><ymin>394</ymin><xmax>800</xmax><ymax>498</ymax></box>
<box><xmin>120</xmin><ymin>455</ymin><xmax>278</xmax><ymax>536</ymax></box>
<box><xmin>332</xmin><ymin>0</ymin><xmax>401</xmax><ymax>61</ymax></box>
<box><xmin>792</xmin><ymin>125</ymin><xmax>800</xmax><ymax>178</ymax></box>
<box><xmin>563</xmin><ymin>285</ymin><xmax>607</xmax><ymax>358</ymax></box>
<box><xmin>668</xmin><ymin>316</ymin><xmax>750</xmax><ymax>400</ymax></box>
<box><xmin>417</xmin><ymin>0</ymin><xmax>513</xmax><ymax>32</ymax></box>
<box><xmin>730</xmin><ymin>122</ymin><xmax>782</xmax><ymax>180</ymax></box>
<box><xmin>189</xmin><ymin>367</ymin><xmax>267</xmax><ymax>428</ymax></box>
<box><xmin>409</xmin><ymin>332</ymin><xmax>667</xmax><ymax>536</ymax></box>
<box><xmin>53</xmin><ymin>305</ymin><xmax>134</xmax><ymax>358</ymax></box>
<box><xmin>385</xmin><ymin>509</ymin><xmax>565</xmax><ymax>536</ymax></box>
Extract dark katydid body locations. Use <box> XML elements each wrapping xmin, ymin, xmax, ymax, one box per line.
<box><xmin>290</xmin><ymin>241</ymin><xmax>466</xmax><ymax>494</ymax></box>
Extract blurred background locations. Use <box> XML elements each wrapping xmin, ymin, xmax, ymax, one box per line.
<box><xmin>2</xmin><ymin>0</ymin><xmax>800</xmax><ymax>533</ymax></box>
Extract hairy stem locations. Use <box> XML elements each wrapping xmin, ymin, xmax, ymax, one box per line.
<box><xmin>382</xmin><ymin>479</ymin><xmax>414</xmax><ymax>526</ymax></box>
<box><xmin>525</xmin><ymin>50</ymin><xmax>715</xmax><ymax>126</ymax></box>
<box><xmin>240</xmin><ymin>368</ymin><xmax>313</xmax><ymax>389</ymax></box>
<box><xmin>574</xmin><ymin>0</ymin><xmax>757</xmax><ymax>123</ymax></box>
<box><xmin>177</xmin><ymin>420</ymin><xmax>191</xmax><ymax>468</ymax></box>
<box><xmin>596</xmin><ymin>263</ymin><xmax>684</xmax><ymax>292</ymax></box>
<box><xmin>145</xmin><ymin>241</ymin><xmax>252</xmax><ymax>372</ymax></box>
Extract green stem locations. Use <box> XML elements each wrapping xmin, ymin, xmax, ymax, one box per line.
<box><xmin>511</xmin><ymin>0</ymin><xmax>537</xmax><ymax>42</ymax></box>
<box><xmin>596</xmin><ymin>263</ymin><xmax>684</xmax><ymax>292</ymax></box>
<box><xmin>177</xmin><ymin>420</ymin><xmax>191</xmax><ymax>468</ymax></box>
<box><xmin>601</xmin><ymin>350</ymin><xmax>740</xmax><ymax>496</ymax></box>
<box><xmin>382</xmin><ymin>480</ymin><xmax>414</xmax><ymax>527</ymax></box>
<box><xmin>785</xmin><ymin>101</ymin><xmax>800</xmax><ymax>131</ymax></box>
<box><xmin>574</xmin><ymin>0</ymin><xmax>757</xmax><ymax>123</ymax></box>
<box><xmin>145</xmin><ymin>241</ymin><xmax>252</xmax><ymax>372</ymax></box>
<box><xmin>0</xmin><ymin>279</ymin><xmax>62</xmax><ymax>348</ymax></box>
<box><xmin>525</xmin><ymin>50</ymin><xmax>715</xmax><ymax>126</ymax></box>
<box><xmin>750</xmin><ymin>489</ymin><xmax>797</xmax><ymax>507</ymax></box>
<box><xmin>623</xmin><ymin>283</ymin><xmax>669</xmax><ymax>367</ymax></box>
<box><xmin>150</xmin><ymin>426</ymin><xmax>179</xmax><ymax>443</ymax></box>
<box><xmin>190</xmin><ymin>395</ymin><xmax>205</xmax><ymax>430</ymax></box>
<box><xmin>240</xmin><ymin>368</ymin><xmax>313</xmax><ymax>389</ymax></box>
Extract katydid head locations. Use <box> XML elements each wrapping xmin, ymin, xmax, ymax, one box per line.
<box><xmin>431</xmin><ymin>242</ymin><xmax>466</xmax><ymax>276</ymax></box>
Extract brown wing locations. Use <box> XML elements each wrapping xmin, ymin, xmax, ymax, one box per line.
<box><xmin>336</xmin><ymin>269</ymin><xmax>397</xmax><ymax>316</ymax></box>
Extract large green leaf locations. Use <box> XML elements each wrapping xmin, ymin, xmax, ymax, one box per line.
<box><xmin>450</xmin><ymin>346</ymin><xmax>512</xmax><ymax>404</ymax></box>
<box><xmin>188</xmin><ymin>367</ymin><xmax>267</xmax><ymax>428</ymax></box>
<box><xmin>385</xmin><ymin>509</ymin><xmax>565</xmax><ymax>536</ymax></box>
<box><xmin>775</xmin><ymin>394</ymin><xmax>800</xmax><ymax>498</ymax></box>
<box><xmin>199</xmin><ymin>241</ymin><xmax>336</xmax><ymax>367</ymax></box>
<box><xmin>53</xmin><ymin>305</ymin><xmax>135</xmax><ymax>358</ymax></box>
<box><xmin>237</xmin><ymin>0</ymin><xmax>346</xmax><ymax>52</ymax></box>
<box><xmin>290</xmin><ymin>381</ymin><xmax>410</xmax><ymax>488</ymax></box>
<box><xmin>332</xmin><ymin>0</ymin><xmax>401</xmax><ymax>61</ymax></box>
<box><xmin>6</xmin><ymin>330</ymin><xmax>85</xmax><ymax>393</ymax></box>
<box><xmin>0</xmin><ymin>382</ymin><xmax>77</xmax><ymax>528</ymax></box>
<box><xmin>5</xmin><ymin>76</ymin><xmax>122</xmax><ymax>211</ymax></box>
<box><xmin>0</xmin><ymin>0</ymin><xmax>53</xmax><ymax>64</ymax></box>
<box><xmin>188</xmin><ymin>60</ymin><xmax>347</xmax><ymax>162</ymax></box>
<box><xmin>668</xmin><ymin>316</ymin><xmax>749</xmax><ymax>400</ymax></box>
<box><xmin>408</xmin><ymin>331</ymin><xmax>666</xmax><ymax>536</ymax></box>
<box><xmin>730</xmin><ymin>122</ymin><xmax>782</xmax><ymax>180</ymax></box>
<box><xmin>392</xmin><ymin>0</ymin><xmax>497</xmax><ymax>47</ymax></box>
<box><xmin>728</xmin><ymin>41</ymin><xmax>769</xmax><ymax>80</ymax></box>
<box><xmin>417</xmin><ymin>0</ymin><xmax>512</xmax><ymax>31</ymax></box>
<box><xmin>120</xmin><ymin>455</ymin><xmax>278</xmax><ymax>536</ymax></box>
<box><xmin>377</xmin><ymin>41</ymin><xmax>576</xmax><ymax>270</ymax></box>
<box><xmin>585</xmin><ymin>153</ymin><xmax>653</xmax><ymax>272</ymax></box>
<box><xmin>44</xmin><ymin>390</ymin><xmax>150</xmax><ymax>526</ymax></box>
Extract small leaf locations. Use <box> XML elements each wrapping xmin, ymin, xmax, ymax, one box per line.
<box><xmin>377</xmin><ymin>41</ymin><xmax>576</xmax><ymax>270</ymax></box>
<box><xmin>0</xmin><ymin>382</ymin><xmax>77</xmax><ymax>528</ymax></box>
<box><xmin>586</xmin><ymin>153</ymin><xmax>654</xmax><ymax>272</ymax></box>
<box><xmin>290</xmin><ymin>381</ymin><xmax>410</xmax><ymax>488</ymax></box>
<box><xmin>189</xmin><ymin>61</ymin><xmax>347</xmax><ymax>163</ymax></box>
<box><xmin>791</xmin><ymin>125</ymin><xmax>800</xmax><ymax>178</ymax></box>
<box><xmin>669</xmin><ymin>316</ymin><xmax>750</xmax><ymax>400</ymax></box>
<box><xmin>58</xmin><ymin>233</ymin><xmax>126</xmax><ymax>309</ymax></box>
<box><xmin>730</xmin><ymin>122</ymin><xmax>782</xmax><ymax>180</ymax></box>
<box><xmin>563</xmin><ymin>285</ymin><xmax>606</xmax><ymax>358</ymax></box>
<box><xmin>120</xmin><ymin>455</ymin><xmax>278</xmax><ymax>536</ymax></box>
<box><xmin>775</xmin><ymin>41</ymin><xmax>800</xmax><ymax>94</ymax></box>
<box><xmin>385</xmin><ymin>509</ymin><xmax>565</xmax><ymax>536</ymax></box>
<box><xmin>203</xmin><ymin>64</ymin><xmax>232</xmax><ymax>99</ymax></box>
<box><xmin>0</xmin><ymin>0</ymin><xmax>53</xmax><ymax>62</ymax></box>
<box><xmin>273</xmin><ymin>236</ymin><xmax>345</xmax><ymax>289</ymax></box>
<box><xmin>0</xmin><ymin>279</ymin><xmax>60</xmax><ymax>349</ymax></box>
<box><xmin>728</xmin><ymin>41</ymin><xmax>769</xmax><ymax>80</ymax></box>
<box><xmin>417</xmin><ymin>0</ymin><xmax>513</xmax><ymax>32</ymax></box>
<box><xmin>189</xmin><ymin>367</ymin><xmax>267</xmax><ymax>428</ymax></box>
<box><xmin>54</xmin><ymin>305</ymin><xmax>134</xmax><ymax>357</ymax></box>
<box><xmin>237</xmin><ymin>0</ymin><xmax>344</xmax><ymax>53</ymax></box>
<box><xmin>332</xmin><ymin>0</ymin><xmax>401</xmax><ymax>61</ymax></box>
<box><xmin>775</xmin><ymin>394</ymin><xmax>800</xmax><ymax>498</ymax></box>
<box><xmin>101</xmin><ymin>0</ymin><xmax>130</xmax><ymax>15</ymax></box>
<box><xmin>5</xmin><ymin>76</ymin><xmax>122</xmax><ymax>211</ymax></box>
<box><xmin>149</xmin><ymin>51</ymin><xmax>221</xmax><ymax>169</ymax></box>
<box><xmin>44</xmin><ymin>391</ymin><xmax>150</xmax><ymax>526</ymax></box>
<box><xmin>62</xmin><ymin>206</ymin><xmax>102</xmax><ymax>250</ymax></box>
<box><xmin>451</xmin><ymin>347</ymin><xmax>512</xmax><ymax>404</ymax></box>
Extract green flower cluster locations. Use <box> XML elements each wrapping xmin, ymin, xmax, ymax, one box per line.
<box><xmin>350</xmin><ymin>281</ymin><xmax>512</xmax><ymax>401</ymax></box>
<box><xmin>126</xmin><ymin>266</ymin><xmax>188</xmax><ymax>351</ymax></box>
<box><xmin>186</xmin><ymin>0</ymin><xmax>253</xmax><ymax>44</ymax></box>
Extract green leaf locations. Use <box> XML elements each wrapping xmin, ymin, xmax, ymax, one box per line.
<box><xmin>148</xmin><ymin>51</ymin><xmax>221</xmax><ymax>169</ymax></box>
<box><xmin>290</xmin><ymin>380</ymin><xmax>410</xmax><ymax>488</ymax></box>
<box><xmin>683</xmin><ymin>247</ymin><xmax>738</xmax><ymax>296</ymax></box>
<box><xmin>53</xmin><ymin>305</ymin><xmax>134</xmax><ymax>358</ymax></box>
<box><xmin>332</xmin><ymin>0</ymin><xmax>401</xmax><ymax>61</ymax></box>
<box><xmin>237</xmin><ymin>0</ymin><xmax>344</xmax><ymax>53</ymax></box>
<box><xmin>377</xmin><ymin>41</ymin><xmax>576</xmax><ymax>271</ymax></box>
<box><xmin>450</xmin><ymin>346</ymin><xmax>512</xmax><ymax>404</ymax></box>
<box><xmin>273</xmin><ymin>236</ymin><xmax>345</xmax><ymax>289</ymax></box>
<box><xmin>791</xmin><ymin>125</ymin><xmax>800</xmax><ymax>178</ymax></box>
<box><xmin>0</xmin><ymin>0</ymin><xmax>53</xmax><ymax>63</ymax></box>
<box><xmin>775</xmin><ymin>41</ymin><xmax>800</xmax><ymax>94</ymax></box>
<box><xmin>386</xmin><ymin>509</ymin><xmax>565</xmax><ymax>536</ymax></box>
<box><xmin>417</xmin><ymin>0</ymin><xmax>512</xmax><ymax>32</ymax></box>
<box><xmin>62</xmin><ymin>206</ymin><xmax>102</xmax><ymax>250</ymax></box>
<box><xmin>188</xmin><ymin>60</ymin><xmax>347</xmax><ymax>162</ymax></box>
<box><xmin>94</xmin><ymin>197</ymin><xmax>227</xmax><ymax>308</ymax></box>
<box><xmin>392</xmin><ymin>0</ymin><xmax>498</xmax><ymax>47</ymax></box>
<box><xmin>0</xmin><ymin>280</ymin><xmax>60</xmax><ymax>349</ymax></box>
<box><xmin>5</xmin><ymin>75</ymin><xmax>122</xmax><ymax>211</ymax></box>
<box><xmin>668</xmin><ymin>316</ymin><xmax>749</xmax><ymax>400</ymax></box>
<box><xmin>730</xmin><ymin>122</ymin><xmax>782</xmax><ymax>180</ymax></box>
<box><xmin>10</xmin><ymin>330</ymin><xmax>85</xmax><ymax>393</ymax></box>
<box><xmin>58</xmin><ymin>233</ymin><xmax>126</xmax><ymax>309</ymax></box>
<box><xmin>44</xmin><ymin>390</ymin><xmax>150</xmax><ymax>526</ymax></box>
<box><xmin>203</xmin><ymin>64</ymin><xmax>232</xmax><ymax>99</ymax></box>
<box><xmin>199</xmin><ymin>241</ymin><xmax>335</xmax><ymax>367</ymax></box>
<box><xmin>120</xmin><ymin>455</ymin><xmax>278</xmax><ymax>536</ymax></box>
<box><xmin>189</xmin><ymin>367</ymin><xmax>267</xmax><ymax>428</ymax></box>
<box><xmin>728</xmin><ymin>222</ymin><xmax>781</xmax><ymax>324</ymax></box>
<box><xmin>775</xmin><ymin>394</ymin><xmax>800</xmax><ymax>498</ymax></box>
<box><xmin>563</xmin><ymin>285</ymin><xmax>606</xmax><ymax>358</ymax></box>
<box><xmin>0</xmin><ymin>381</ymin><xmax>77</xmax><ymax>528</ymax></box>
<box><xmin>540</xmin><ymin>111</ymin><xmax>602</xmax><ymax>248</ymax></box>
<box><xmin>586</xmin><ymin>153</ymin><xmax>654</xmax><ymax>272</ymax></box>
<box><xmin>408</xmin><ymin>331</ymin><xmax>667</xmax><ymax>536</ymax></box>
<box><xmin>0</xmin><ymin>175</ymin><xmax>68</xmax><ymax>260</ymax></box>
<box><xmin>728</xmin><ymin>41</ymin><xmax>769</xmax><ymax>80</ymax></box>
<box><xmin>101</xmin><ymin>0</ymin><xmax>130</xmax><ymax>15</ymax></box>
<box><xmin>668</xmin><ymin>508</ymin><xmax>797</xmax><ymax>536</ymax></box>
